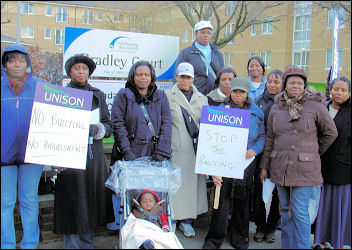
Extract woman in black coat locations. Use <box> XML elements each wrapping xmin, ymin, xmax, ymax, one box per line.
<box><xmin>111</xmin><ymin>61</ymin><xmax>172</xmax><ymax>161</ymax></box>
<box><xmin>314</xmin><ymin>77</ymin><xmax>351</xmax><ymax>249</ymax></box>
<box><xmin>53</xmin><ymin>55</ymin><xmax>114</xmax><ymax>249</ymax></box>
<box><xmin>252</xmin><ymin>70</ymin><xmax>283</xmax><ymax>243</ymax></box>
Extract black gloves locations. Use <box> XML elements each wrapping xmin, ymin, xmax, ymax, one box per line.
<box><xmin>89</xmin><ymin>124</ymin><xmax>99</xmax><ymax>137</ymax></box>
<box><xmin>152</xmin><ymin>153</ymin><xmax>166</xmax><ymax>162</ymax></box>
<box><xmin>124</xmin><ymin>151</ymin><xmax>137</xmax><ymax>161</ymax></box>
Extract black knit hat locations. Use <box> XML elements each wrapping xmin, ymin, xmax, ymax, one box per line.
<box><xmin>65</xmin><ymin>54</ymin><xmax>96</xmax><ymax>77</ymax></box>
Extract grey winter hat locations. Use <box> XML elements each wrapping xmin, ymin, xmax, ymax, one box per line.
<box><xmin>230</xmin><ymin>77</ymin><xmax>250</xmax><ymax>93</ymax></box>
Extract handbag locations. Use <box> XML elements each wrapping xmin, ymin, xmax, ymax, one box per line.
<box><xmin>180</xmin><ymin>106</ymin><xmax>199</xmax><ymax>154</ymax></box>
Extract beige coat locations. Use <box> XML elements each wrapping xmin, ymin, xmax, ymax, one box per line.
<box><xmin>166</xmin><ymin>84</ymin><xmax>208</xmax><ymax>220</ymax></box>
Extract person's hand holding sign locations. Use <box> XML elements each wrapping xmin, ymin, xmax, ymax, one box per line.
<box><xmin>246</xmin><ymin>149</ymin><xmax>256</xmax><ymax>159</ymax></box>
<box><xmin>212</xmin><ymin>176</ymin><xmax>223</xmax><ymax>187</ymax></box>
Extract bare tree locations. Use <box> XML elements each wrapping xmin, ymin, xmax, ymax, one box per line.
<box><xmin>1</xmin><ymin>1</ymin><xmax>10</xmax><ymax>24</ymax></box>
<box><xmin>173</xmin><ymin>1</ymin><xmax>285</xmax><ymax>48</ymax></box>
<box><xmin>312</xmin><ymin>1</ymin><xmax>351</xmax><ymax>23</ymax></box>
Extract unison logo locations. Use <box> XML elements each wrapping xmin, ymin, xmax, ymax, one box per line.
<box><xmin>43</xmin><ymin>84</ymin><xmax>85</xmax><ymax>109</ymax></box>
<box><xmin>207</xmin><ymin>107</ymin><xmax>243</xmax><ymax>127</ymax></box>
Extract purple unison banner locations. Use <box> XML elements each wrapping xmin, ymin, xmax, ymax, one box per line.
<box><xmin>25</xmin><ymin>82</ymin><xmax>93</xmax><ymax>170</ymax></box>
<box><xmin>330</xmin><ymin>14</ymin><xmax>340</xmax><ymax>83</ymax></box>
<box><xmin>195</xmin><ymin>106</ymin><xmax>251</xmax><ymax>179</ymax></box>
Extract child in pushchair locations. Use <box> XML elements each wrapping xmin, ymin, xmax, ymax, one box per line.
<box><xmin>105</xmin><ymin>157</ymin><xmax>182</xmax><ymax>249</ymax></box>
<box><xmin>133</xmin><ymin>189</ymin><xmax>170</xmax><ymax>232</ymax></box>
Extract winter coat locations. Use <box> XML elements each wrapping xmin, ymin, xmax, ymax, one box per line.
<box><xmin>206</xmin><ymin>88</ymin><xmax>230</xmax><ymax>107</ymax></box>
<box><xmin>321</xmin><ymin>98</ymin><xmax>351</xmax><ymax>185</ymax></box>
<box><xmin>111</xmin><ymin>83</ymin><xmax>172</xmax><ymax>159</ymax></box>
<box><xmin>1</xmin><ymin>44</ymin><xmax>47</xmax><ymax>166</ymax></box>
<box><xmin>248</xmin><ymin>76</ymin><xmax>267</xmax><ymax>102</ymax></box>
<box><xmin>227</xmin><ymin>100</ymin><xmax>265</xmax><ymax>200</ymax></box>
<box><xmin>54</xmin><ymin>82</ymin><xmax>114</xmax><ymax>234</ymax></box>
<box><xmin>255</xmin><ymin>89</ymin><xmax>276</xmax><ymax>127</ymax></box>
<box><xmin>174</xmin><ymin>42</ymin><xmax>224</xmax><ymax>96</ymax></box>
<box><xmin>260</xmin><ymin>91</ymin><xmax>338</xmax><ymax>187</ymax></box>
<box><xmin>166</xmin><ymin>84</ymin><xmax>208</xmax><ymax>220</ymax></box>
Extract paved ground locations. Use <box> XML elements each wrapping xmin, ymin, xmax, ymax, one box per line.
<box><xmin>38</xmin><ymin>211</ymin><xmax>283</xmax><ymax>249</ymax></box>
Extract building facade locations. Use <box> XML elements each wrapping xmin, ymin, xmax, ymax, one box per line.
<box><xmin>1</xmin><ymin>1</ymin><xmax>350</xmax><ymax>83</ymax></box>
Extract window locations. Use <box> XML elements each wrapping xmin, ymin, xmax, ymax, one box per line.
<box><xmin>21</xmin><ymin>26</ymin><xmax>34</xmax><ymax>38</ymax></box>
<box><xmin>165</xmin><ymin>32</ymin><xmax>170</xmax><ymax>36</ymax></box>
<box><xmin>250</xmin><ymin>24</ymin><xmax>256</xmax><ymax>36</ymax></box>
<box><xmin>225</xmin><ymin>23</ymin><xmax>234</xmax><ymax>44</ymax></box>
<box><xmin>160</xmin><ymin>8</ymin><xmax>171</xmax><ymax>22</ymax></box>
<box><xmin>328</xmin><ymin>8</ymin><xmax>345</xmax><ymax>28</ymax></box>
<box><xmin>22</xmin><ymin>2</ymin><xmax>34</xmax><ymax>14</ymax></box>
<box><xmin>294</xmin><ymin>15</ymin><xmax>311</xmax><ymax>42</ymax></box>
<box><xmin>191</xmin><ymin>28</ymin><xmax>195</xmax><ymax>41</ymax></box>
<box><xmin>224</xmin><ymin>52</ymin><xmax>234</xmax><ymax>67</ymax></box>
<box><xmin>293</xmin><ymin>51</ymin><xmax>310</xmax><ymax>72</ymax></box>
<box><xmin>114</xmin><ymin>12</ymin><xmax>123</xmax><ymax>22</ymax></box>
<box><xmin>44</xmin><ymin>28</ymin><xmax>51</xmax><ymax>39</ymax></box>
<box><xmin>55</xmin><ymin>29</ymin><xmax>64</xmax><ymax>45</ymax></box>
<box><xmin>129</xmin><ymin>15</ymin><xmax>137</xmax><ymax>32</ymax></box>
<box><xmin>260</xmin><ymin>51</ymin><xmax>271</xmax><ymax>68</ymax></box>
<box><xmin>97</xmin><ymin>11</ymin><xmax>103</xmax><ymax>21</ymax></box>
<box><xmin>325</xmin><ymin>49</ymin><xmax>343</xmax><ymax>69</ymax></box>
<box><xmin>56</xmin><ymin>7</ymin><xmax>68</xmax><ymax>22</ymax></box>
<box><xmin>82</xmin><ymin>9</ymin><xmax>94</xmax><ymax>25</ymax></box>
<box><xmin>249</xmin><ymin>51</ymin><xmax>255</xmax><ymax>58</ymax></box>
<box><xmin>46</xmin><ymin>6</ymin><xmax>52</xmax><ymax>16</ymax></box>
<box><xmin>226</xmin><ymin>1</ymin><xmax>236</xmax><ymax>16</ymax></box>
<box><xmin>261</xmin><ymin>17</ymin><xmax>273</xmax><ymax>34</ymax></box>
<box><xmin>182</xmin><ymin>29</ymin><xmax>189</xmax><ymax>42</ymax></box>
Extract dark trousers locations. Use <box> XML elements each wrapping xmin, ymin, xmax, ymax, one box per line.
<box><xmin>203</xmin><ymin>162</ymin><xmax>255</xmax><ymax>249</ymax></box>
<box><xmin>253</xmin><ymin>166</ymin><xmax>281</xmax><ymax>234</ymax></box>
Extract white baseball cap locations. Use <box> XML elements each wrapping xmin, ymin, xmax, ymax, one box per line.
<box><xmin>194</xmin><ymin>20</ymin><xmax>213</xmax><ymax>32</ymax></box>
<box><xmin>177</xmin><ymin>62</ymin><xmax>194</xmax><ymax>77</ymax></box>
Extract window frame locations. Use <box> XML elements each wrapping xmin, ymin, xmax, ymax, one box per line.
<box><xmin>224</xmin><ymin>52</ymin><xmax>234</xmax><ymax>67</ymax></box>
<box><xmin>22</xmin><ymin>2</ymin><xmax>35</xmax><ymax>15</ymax></box>
<box><xmin>97</xmin><ymin>11</ymin><xmax>103</xmax><ymax>21</ymax></box>
<box><xmin>260</xmin><ymin>51</ymin><xmax>271</xmax><ymax>68</ymax></box>
<box><xmin>182</xmin><ymin>28</ymin><xmax>189</xmax><ymax>42</ymax></box>
<box><xmin>261</xmin><ymin>17</ymin><xmax>273</xmax><ymax>35</ymax></box>
<box><xmin>56</xmin><ymin>6</ymin><xmax>68</xmax><ymax>23</ymax></box>
<box><xmin>21</xmin><ymin>25</ymin><xmax>34</xmax><ymax>38</ymax></box>
<box><xmin>44</xmin><ymin>27</ymin><xmax>51</xmax><ymax>39</ymax></box>
<box><xmin>225</xmin><ymin>23</ymin><xmax>234</xmax><ymax>45</ymax></box>
<box><xmin>250</xmin><ymin>24</ymin><xmax>256</xmax><ymax>36</ymax></box>
<box><xmin>325</xmin><ymin>49</ymin><xmax>343</xmax><ymax>69</ymax></box>
<box><xmin>82</xmin><ymin>9</ymin><xmax>94</xmax><ymax>25</ymax></box>
<box><xmin>113</xmin><ymin>11</ymin><xmax>123</xmax><ymax>23</ymax></box>
<box><xmin>55</xmin><ymin>29</ymin><xmax>64</xmax><ymax>45</ymax></box>
<box><xmin>46</xmin><ymin>5</ymin><xmax>52</xmax><ymax>16</ymax></box>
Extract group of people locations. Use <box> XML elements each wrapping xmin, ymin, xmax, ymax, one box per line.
<box><xmin>1</xmin><ymin>19</ymin><xmax>350</xmax><ymax>250</ymax></box>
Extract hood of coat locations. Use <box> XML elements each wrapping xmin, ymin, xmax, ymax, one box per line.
<box><xmin>125</xmin><ymin>79</ymin><xmax>157</xmax><ymax>103</ymax></box>
<box><xmin>1</xmin><ymin>44</ymin><xmax>33</xmax><ymax>80</ymax></box>
<box><xmin>136</xmin><ymin>189</ymin><xmax>161</xmax><ymax>203</ymax></box>
<box><xmin>275</xmin><ymin>90</ymin><xmax>326</xmax><ymax>106</ymax></box>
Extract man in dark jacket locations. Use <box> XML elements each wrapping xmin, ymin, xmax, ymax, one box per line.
<box><xmin>174</xmin><ymin>20</ymin><xmax>224</xmax><ymax>96</ymax></box>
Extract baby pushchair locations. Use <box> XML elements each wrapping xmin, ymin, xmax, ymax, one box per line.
<box><xmin>105</xmin><ymin>157</ymin><xmax>182</xmax><ymax>249</ymax></box>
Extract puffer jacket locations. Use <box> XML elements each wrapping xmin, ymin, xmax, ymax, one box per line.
<box><xmin>260</xmin><ymin>91</ymin><xmax>338</xmax><ymax>187</ymax></box>
<box><xmin>1</xmin><ymin>44</ymin><xmax>47</xmax><ymax>166</ymax></box>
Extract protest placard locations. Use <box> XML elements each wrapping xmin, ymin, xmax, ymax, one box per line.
<box><xmin>195</xmin><ymin>106</ymin><xmax>251</xmax><ymax>179</ymax></box>
<box><xmin>24</xmin><ymin>82</ymin><xmax>92</xmax><ymax>170</ymax></box>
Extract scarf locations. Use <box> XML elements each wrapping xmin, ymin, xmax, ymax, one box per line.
<box><xmin>68</xmin><ymin>80</ymin><xmax>90</xmax><ymax>90</ymax></box>
<box><xmin>283</xmin><ymin>91</ymin><xmax>306</xmax><ymax>121</ymax></box>
<box><xmin>125</xmin><ymin>80</ymin><xmax>157</xmax><ymax>104</ymax></box>
<box><xmin>8</xmin><ymin>73</ymin><xmax>29</xmax><ymax>95</ymax></box>
<box><xmin>180</xmin><ymin>87</ymin><xmax>193</xmax><ymax>102</ymax></box>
